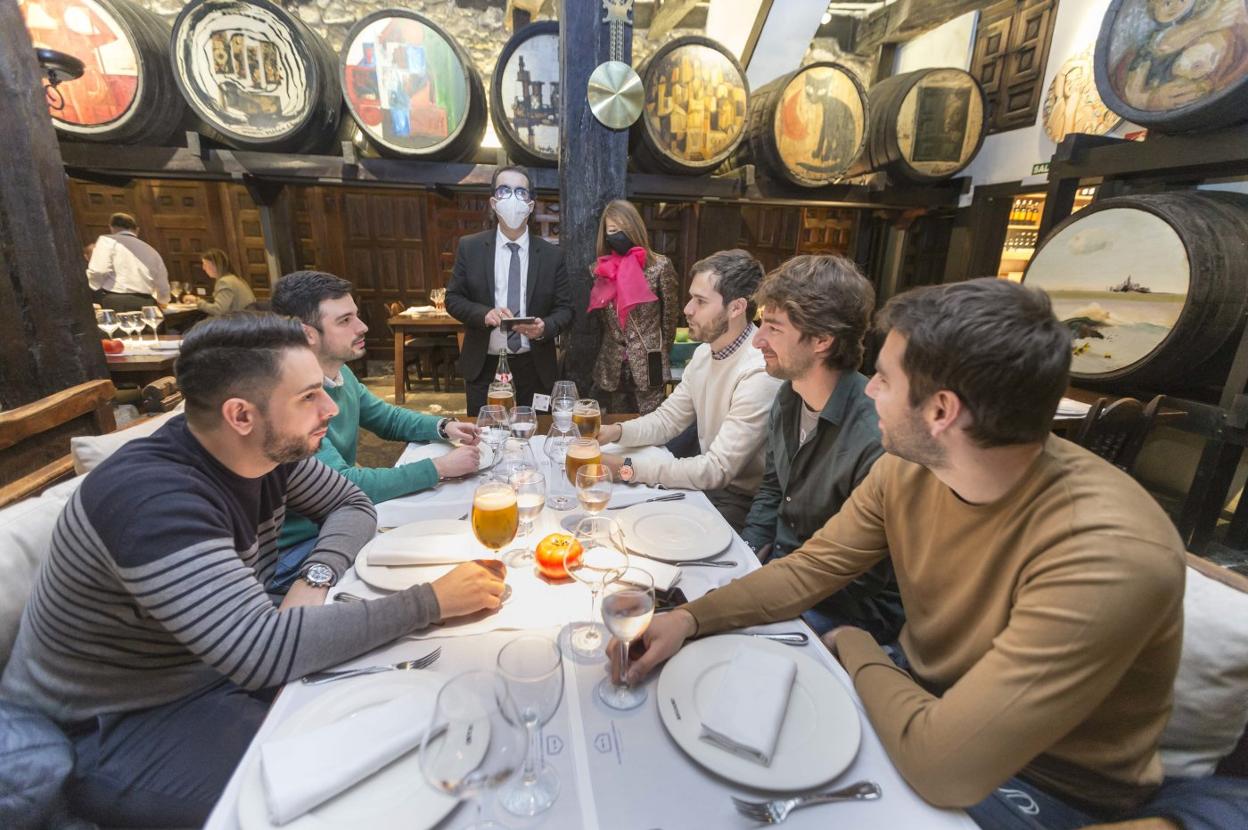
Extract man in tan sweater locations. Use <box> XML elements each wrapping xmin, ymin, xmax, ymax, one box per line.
<box><xmin>598</xmin><ymin>249</ymin><xmax>781</xmax><ymax>530</ymax></box>
<box><xmin>618</xmin><ymin>279</ymin><xmax>1186</xmax><ymax>827</ymax></box>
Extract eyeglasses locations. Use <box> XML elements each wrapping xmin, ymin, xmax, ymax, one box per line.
<box><xmin>493</xmin><ymin>184</ymin><xmax>532</xmax><ymax>202</ymax></box>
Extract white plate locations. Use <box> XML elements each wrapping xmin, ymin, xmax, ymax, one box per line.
<box><xmin>656</xmin><ymin>635</ymin><xmax>861</xmax><ymax>792</ymax></box>
<box><xmin>356</xmin><ymin>521</ymin><xmax>473</xmax><ymax>591</ymax></box>
<box><xmin>149</xmin><ymin>339</ymin><xmax>182</xmax><ymax>351</ymax></box>
<box><xmin>615</xmin><ymin>502</ymin><xmax>733</xmax><ymax>562</ymax></box>
<box><xmin>237</xmin><ymin>673</ymin><xmax>457</xmax><ymax>830</ymax></box>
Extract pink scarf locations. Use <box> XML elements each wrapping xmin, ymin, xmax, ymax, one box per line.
<box><xmin>588</xmin><ymin>247</ymin><xmax>657</xmax><ymax>329</ymax></box>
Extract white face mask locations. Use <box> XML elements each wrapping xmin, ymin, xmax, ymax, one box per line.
<box><xmin>494</xmin><ymin>194</ymin><xmax>532</xmax><ymax>230</ymax></box>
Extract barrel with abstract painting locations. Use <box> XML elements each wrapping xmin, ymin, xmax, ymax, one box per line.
<box><xmin>1022</xmin><ymin>191</ymin><xmax>1248</xmax><ymax>389</ymax></box>
<box><xmin>491</xmin><ymin>20</ymin><xmax>560</xmax><ymax>167</ymax></box>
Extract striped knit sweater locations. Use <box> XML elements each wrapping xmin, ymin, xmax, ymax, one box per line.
<box><xmin>0</xmin><ymin>416</ymin><xmax>440</xmax><ymax>724</ymax></box>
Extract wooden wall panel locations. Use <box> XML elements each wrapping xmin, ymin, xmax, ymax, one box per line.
<box><xmin>798</xmin><ymin>207</ymin><xmax>857</xmax><ymax>255</ymax></box>
<box><xmin>971</xmin><ymin>0</ymin><xmax>1058</xmax><ymax>134</ymax></box>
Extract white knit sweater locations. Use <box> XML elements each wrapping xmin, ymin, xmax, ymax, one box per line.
<box><xmin>618</xmin><ymin>338</ymin><xmax>781</xmax><ymax>492</ymax></box>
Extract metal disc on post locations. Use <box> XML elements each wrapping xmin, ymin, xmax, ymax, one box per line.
<box><xmin>588</xmin><ymin>60</ymin><xmax>642</xmax><ymax>129</ymax></box>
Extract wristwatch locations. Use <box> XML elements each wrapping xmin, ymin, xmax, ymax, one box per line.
<box><xmin>299</xmin><ymin>562</ymin><xmax>337</xmax><ymax>589</ymax></box>
<box><xmin>619</xmin><ymin>457</ymin><xmax>635</xmax><ymax>483</ymax></box>
<box><xmin>436</xmin><ymin>417</ymin><xmax>451</xmax><ymax>440</ymax></box>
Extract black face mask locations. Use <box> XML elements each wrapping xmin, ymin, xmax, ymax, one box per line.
<box><xmin>606</xmin><ymin>231</ymin><xmax>635</xmax><ymax>256</ymax></box>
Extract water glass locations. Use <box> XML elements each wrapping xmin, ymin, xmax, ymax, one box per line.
<box><xmin>509</xmin><ymin>406</ymin><xmax>537</xmax><ymax>440</ymax></box>
<box><xmin>566</xmin><ymin>516</ymin><xmax>629</xmax><ymax>660</ymax></box>
<box><xmin>496</xmin><ymin>636</ymin><xmax>564</xmax><ymax>817</ymax></box>
<box><xmin>141</xmin><ymin>305</ymin><xmax>163</xmax><ymax>342</ymax></box>
<box><xmin>504</xmin><ymin>469</ymin><xmax>545</xmax><ymax>567</ymax></box>
<box><xmin>598</xmin><ymin>569</ymin><xmax>655</xmax><ymax>710</ymax></box>
<box><xmin>542</xmin><ymin>420</ymin><xmax>578</xmax><ymax>511</ymax></box>
<box><xmin>96</xmin><ymin>308</ymin><xmax>118</xmax><ymax>339</ymax></box>
<box><xmin>477</xmin><ymin>405</ymin><xmax>510</xmax><ymax>456</ymax></box>
<box><xmin>575</xmin><ymin>464</ymin><xmax>612</xmax><ymax>515</ymax></box>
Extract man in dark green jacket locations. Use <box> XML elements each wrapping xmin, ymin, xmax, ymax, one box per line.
<box><xmin>270</xmin><ymin>271</ymin><xmax>482</xmax><ymax>588</ymax></box>
<box><xmin>741</xmin><ymin>255</ymin><xmax>904</xmax><ymax>641</ymax></box>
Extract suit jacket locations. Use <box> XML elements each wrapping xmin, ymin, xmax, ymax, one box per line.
<box><xmin>445</xmin><ymin>229</ymin><xmax>574</xmax><ymax>387</ymax></box>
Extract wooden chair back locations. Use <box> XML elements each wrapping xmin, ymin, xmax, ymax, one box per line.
<box><xmin>1073</xmin><ymin>395</ymin><xmax>1161</xmax><ymax>475</ymax></box>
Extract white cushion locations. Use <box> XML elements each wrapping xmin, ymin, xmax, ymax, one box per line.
<box><xmin>69</xmin><ymin>407</ymin><xmax>181</xmax><ymax>474</ymax></box>
<box><xmin>1159</xmin><ymin>565</ymin><xmax>1248</xmax><ymax>778</ymax></box>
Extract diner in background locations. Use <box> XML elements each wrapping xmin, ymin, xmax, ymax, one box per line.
<box><xmin>184</xmin><ymin>247</ymin><xmax>256</xmax><ymax>315</ymax></box>
<box><xmin>587</xmin><ymin>198</ymin><xmax>680</xmax><ymax>415</ymax></box>
<box><xmin>270</xmin><ymin>270</ymin><xmax>482</xmax><ymax>590</ymax></box>
<box><xmin>85</xmin><ymin>211</ymin><xmax>170</xmax><ymax>312</ymax></box>
<box><xmin>597</xmin><ymin>249</ymin><xmax>782</xmax><ymax>531</ymax></box>
<box><xmin>446</xmin><ymin>164</ymin><xmax>574</xmax><ymax>416</ymax></box>
<box><xmin>741</xmin><ymin>254</ymin><xmax>903</xmax><ymax>642</ymax></box>
<box><xmin>0</xmin><ymin>313</ymin><xmax>505</xmax><ymax>827</ymax></box>
<box><xmin>618</xmin><ymin>278</ymin><xmax>1189</xmax><ymax>829</ymax></box>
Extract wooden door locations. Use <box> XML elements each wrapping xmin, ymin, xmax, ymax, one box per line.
<box><xmin>972</xmin><ymin>0</ymin><xmax>1058</xmax><ymax>134</ymax></box>
<box><xmin>798</xmin><ymin>208</ymin><xmax>858</xmax><ymax>255</ymax></box>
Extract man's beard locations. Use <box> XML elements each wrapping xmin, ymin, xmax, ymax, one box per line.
<box><xmin>693</xmin><ymin>309</ymin><xmax>729</xmax><ymax>344</ymax></box>
<box><xmin>767</xmin><ymin>348</ymin><xmax>817</xmax><ymax>381</ymax></box>
<box><xmin>882</xmin><ymin>407</ymin><xmax>947</xmax><ymax>469</ymax></box>
<box><xmin>261</xmin><ymin>418</ymin><xmax>319</xmax><ymax>464</ymax></box>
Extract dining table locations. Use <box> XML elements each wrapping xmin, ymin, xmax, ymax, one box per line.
<box><xmin>104</xmin><ymin>335</ymin><xmax>181</xmax><ymax>387</ymax></box>
<box><xmin>204</xmin><ymin>436</ymin><xmax>976</xmax><ymax>830</ymax></box>
<box><xmin>388</xmin><ymin>313</ymin><xmax>466</xmax><ymax>404</ymax></box>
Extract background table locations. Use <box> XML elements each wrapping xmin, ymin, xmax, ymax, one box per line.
<box><xmin>205</xmin><ymin>437</ymin><xmax>976</xmax><ymax>830</ymax></box>
<box><xmin>388</xmin><ymin>314</ymin><xmax>465</xmax><ymax>404</ymax></box>
<box><xmin>105</xmin><ymin>336</ymin><xmax>179</xmax><ymax>387</ymax></box>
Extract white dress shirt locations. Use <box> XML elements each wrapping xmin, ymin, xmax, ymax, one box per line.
<box><xmin>86</xmin><ymin>231</ymin><xmax>170</xmax><ymax>304</ymax></box>
<box><xmin>489</xmin><ymin>226</ymin><xmax>530</xmax><ymax>355</ymax></box>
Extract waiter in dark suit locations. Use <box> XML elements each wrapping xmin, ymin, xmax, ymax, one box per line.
<box><xmin>446</xmin><ymin>165</ymin><xmax>574</xmax><ymax>415</ymax></box>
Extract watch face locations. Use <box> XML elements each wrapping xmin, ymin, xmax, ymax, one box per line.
<box><xmin>304</xmin><ymin>563</ymin><xmax>334</xmax><ymax>587</ymax></box>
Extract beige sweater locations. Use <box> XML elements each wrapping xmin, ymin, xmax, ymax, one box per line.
<box><xmin>618</xmin><ymin>337</ymin><xmax>781</xmax><ymax>492</ymax></box>
<box><xmin>685</xmin><ymin>436</ymin><xmax>1185</xmax><ymax>813</ymax></box>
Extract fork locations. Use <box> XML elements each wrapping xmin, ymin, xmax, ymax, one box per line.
<box><xmin>301</xmin><ymin>648</ymin><xmax>442</xmax><ymax>685</ymax></box>
<box><xmin>731</xmin><ymin>781</ymin><xmax>881</xmax><ymax>824</ymax></box>
<box><xmin>606</xmin><ymin>492</ymin><xmax>686</xmax><ymax>510</ymax></box>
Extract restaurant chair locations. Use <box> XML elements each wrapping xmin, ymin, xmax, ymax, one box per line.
<box><xmin>1073</xmin><ymin>395</ymin><xmax>1162</xmax><ymax>476</ymax></box>
<box><xmin>385</xmin><ymin>301</ymin><xmax>458</xmax><ymax>394</ymax></box>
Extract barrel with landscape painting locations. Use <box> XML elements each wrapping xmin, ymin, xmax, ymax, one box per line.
<box><xmin>491</xmin><ymin>20</ymin><xmax>560</xmax><ymax>167</ymax></box>
<box><xmin>19</xmin><ymin>0</ymin><xmax>188</xmax><ymax>145</ymax></box>
<box><xmin>855</xmin><ymin>67</ymin><xmax>986</xmax><ymax>184</ymax></box>
<box><xmin>1022</xmin><ymin>191</ymin><xmax>1248</xmax><ymax>389</ymax></box>
<box><xmin>340</xmin><ymin>9</ymin><xmax>487</xmax><ymax>161</ymax></box>
<box><xmin>734</xmin><ymin>61</ymin><xmax>868</xmax><ymax>187</ymax></box>
<box><xmin>1094</xmin><ymin>0</ymin><xmax>1248</xmax><ymax>133</ymax></box>
<box><xmin>632</xmin><ymin>35</ymin><xmax>750</xmax><ymax>176</ymax></box>
<box><xmin>171</xmin><ymin>0</ymin><xmax>342</xmax><ymax>154</ymax></box>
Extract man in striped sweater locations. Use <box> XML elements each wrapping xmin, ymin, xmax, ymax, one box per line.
<box><xmin>0</xmin><ymin>314</ymin><xmax>506</xmax><ymax>827</ymax></box>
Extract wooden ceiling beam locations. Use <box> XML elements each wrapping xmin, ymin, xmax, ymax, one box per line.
<box><xmin>852</xmin><ymin>0</ymin><xmax>997</xmax><ymax>54</ymax></box>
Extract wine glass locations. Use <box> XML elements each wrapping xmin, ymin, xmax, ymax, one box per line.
<box><xmin>141</xmin><ymin>305</ymin><xmax>163</xmax><ymax>342</ymax></box>
<box><xmin>477</xmin><ymin>405</ymin><xmax>510</xmax><ymax>460</ymax></box>
<box><xmin>95</xmin><ymin>308</ymin><xmax>118</xmax><ymax>340</ymax></box>
<box><xmin>509</xmin><ymin>406</ymin><xmax>537</xmax><ymax>441</ymax></box>
<box><xmin>598</xmin><ymin>569</ymin><xmax>655</xmax><ymax>710</ymax></box>
<box><xmin>429</xmin><ymin>287</ymin><xmax>447</xmax><ymax>313</ymax></box>
<box><xmin>494</xmin><ymin>437</ymin><xmax>537</xmax><ymax>484</ymax></box>
<box><xmin>551</xmin><ymin>380</ymin><xmax>578</xmax><ymax>403</ymax></box>
<box><xmin>542</xmin><ymin>418</ymin><xmax>578</xmax><ymax>511</ymax></box>
<box><xmin>472</xmin><ymin>481</ymin><xmax>519</xmax><ymax>560</ymax></box>
<box><xmin>572</xmin><ymin>399</ymin><xmax>601</xmax><ymax>439</ymax></box>
<box><xmin>566</xmin><ymin>516</ymin><xmax>629</xmax><ymax>660</ymax></box>
<box><xmin>504</xmin><ymin>469</ymin><xmax>545</xmax><ymax>567</ymax></box>
<box><xmin>560</xmin><ymin>437</ymin><xmax>602</xmax><ymax>531</ymax></box>
<box><xmin>576</xmin><ymin>464</ymin><xmax>612</xmax><ymax>516</ymax></box>
<box><xmin>488</xmin><ymin>381</ymin><xmax>516</xmax><ymax>414</ymax></box>
<box><xmin>496</xmin><ymin>636</ymin><xmax>564</xmax><ymax>817</ymax></box>
<box><xmin>420</xmin><ymin>670</ymin><xmax>527</xmax><ymax>830</ymax></box>
<box><xmin>169</xmin><ymin>280</ymin><xmax>183</xmax><ymax>299</ymax></box>
<box><xmin>120</xmin><ymin>312</ymin><xmax>142</xmax><ymax>343</ymax></box>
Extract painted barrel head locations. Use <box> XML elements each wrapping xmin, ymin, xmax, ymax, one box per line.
<box><xmin>498</xmin><ymin>28</ymin><xmax>560</xmax><ymax>159</ymax></box>
<box><xmin>774</xmin><ymin>64</ymin><xmax>866</xmax><ymax>184</ymax></box>
<box><xmin>896</xmin><ymin>69</ymin><xmax>984</xmax><ymax>177</ymax></box>
<box><xmin>641</xmin><ymin>40</ymin><xmax>748</xmax><ymax>168</ymax></box>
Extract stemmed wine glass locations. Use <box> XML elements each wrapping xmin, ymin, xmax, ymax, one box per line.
<box><xmin>95</xmin><ymin>309</ymin><xmax>118</xmax><ymax>340</ymax></box>
<box><xmin>598</xmin><ymin>569</ymin><xmax>655</xmax><ymax>710</ymax></box>
<box><xmin>576</xmin><ymin>464</ymin><xmax>613</xmax><ymax>515</ymax></box>
<box><xmin>472</xmin><ymin>481</ymin><xmax>519</xmax><ymax>559</ymax></box>
<box><xmin>504</xmin><ymin>469</ymin><xmax>545</xmax><ymax>567</ymax></box>
<box><xmin>494</xmin><ymin>437</ymin><xmax>538</xmax><ymax>484</ymax></box>
<box><xmin>488</xmin><ymin>381</ymin><xmax>516</xmax><ymax>414</ymax></box>
<box><xmin>509</xmin><ymin>406</ymin><xmax>537</xmax><ymax>441</ymax></box>
<box><xmin>420</xmin><ymin>670</ymin><xmax>527</xmax><ymax>830</ymax></box>
<box><xmin>496</xmin><ymin>636</ymin><xmax>564</xmax><ymax>817</ymax></box>
<box><xmin>477</xmin><ymin>405</ymin><xmax>510</xmax><ymax>465</ymax></box>
<box><xmin>542</xmin><ymin>418</ymin><xmax>578</xmax><ymax>511</ymax></box>
<box><xmin>572</xmin><ymin>399</ymin><xmax>602</xmax><ymax>440</ymax></box>
<box><xmin>551</xmin><ymin>381</ymin><xmax>577</xmax><ymax>417</ymax></box>
<box><xmin>565</xmin><ymin>516</ymin><xmax>629</xmax><ymax>660</ymax></box>
<box><xmin>119</xmin><ymin>312</ymin><xmax>142</xmax><ymax>343</ymax></box>
<box><xmin>560</xmin><ymin>437</ymin><xmax>602</xmax><ymax>531</ymax></box>
<box><xmin>141</xmin><ymin>306</ymin><xmax>163</xmax><ymax>342</ymax></box>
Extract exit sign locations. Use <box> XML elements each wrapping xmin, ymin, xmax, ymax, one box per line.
<box><xmin>1032</xmin><ymin>162</ymin><xmax>1050</xmax><ymax>175</ymax></box>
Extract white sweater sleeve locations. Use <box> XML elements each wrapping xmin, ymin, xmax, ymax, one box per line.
<box><xmin>617</xmin><ymin>349</ymin><xmax>702</xmax><ymax>447</ymax></box>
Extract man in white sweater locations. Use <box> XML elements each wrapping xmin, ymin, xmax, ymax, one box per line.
<box><xmin>599</xmin><ymin>250</ymin><xmax>782</xmax><ymax>529</ymax></box>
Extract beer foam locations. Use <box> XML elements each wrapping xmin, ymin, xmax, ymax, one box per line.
<box><xmin>566</xmin><ymin>442</ymin><xmax>600</xmax><ymax>459</ymax></box>
<box><xmin>474</xmin><ymin>489</ymin><xmax>518</xmax><ymax>510</ymax></box>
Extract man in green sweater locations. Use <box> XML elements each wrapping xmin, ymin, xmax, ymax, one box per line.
<box><xmin>270</xmin><ymin>271</ymin><xmax>481</xmax><ymax>589</ymax></box>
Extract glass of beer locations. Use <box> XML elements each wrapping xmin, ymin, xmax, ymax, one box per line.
<box><xmin>564</xmin><ymin>438</ymin><xmax>601</xmax><ymax>486</ymax></box>
<box><xmin>572</xmin><ymin>399</ymin><xmax>601</xmax><ymax>439</ymax></box>
<box><xmin>575</xmin><ymin>464</ymin><xmax>613</xmax><ymax>515</ymax></box>
<box><xmin>472</xmin><ymin>481</ymin><xmax>519</xmax><ymax>555</ymax></box>
<box><xmin>488</xmin><ymin>381</ymin><xmax>516</xmax><ymax>413</ymax></box>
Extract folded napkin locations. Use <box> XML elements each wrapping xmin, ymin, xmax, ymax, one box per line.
<box><xmin>620</xmin><ymin>559</ymin><xmax>680</xmax><ymax>592</ymax></box>
<box><xmin>1056</xmin><ymin>397</ymin><xmax>1092</xmax><ymax>416</ymax></box>
<box><xmin>261</xmin><ymin>686</ymin><xmax>437</xmax><ymax>825</ymax></box>
<box><xmin>368</xmin><ymin>534</ymin><xmax>474</xmax><ymax>567</ymax></box>
<box><xmin>401</xmin><ymin>305</ymin><xmax>437</xmax><ymax>316</ymax></box>
<box><xmin>699</xmin><ymin>644</ymin><xmax>797</xmax><ymax>766</ymax></box>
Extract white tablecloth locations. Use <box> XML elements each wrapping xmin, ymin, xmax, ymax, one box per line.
<box><xmin>205</xmin><ymin>437</ymin><xmax>975</xmax><ymax>830</ymax></box>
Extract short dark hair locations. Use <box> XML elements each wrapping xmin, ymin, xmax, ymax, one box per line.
<box><xmin>109</xmin><ymin>212</ymin><xmax>138</xmax><ymax>231</ymax></box>
<box><xmin>271</xmin><ymin>270</ymin><xmax>353</xmax><ymax>329</ymax></box>
<box><xmin>691</xmin><ymin>249</ymin><xmax>764</xmax><ymax>320</ymax></box>
<box><xmin>491</xmin><ymin>164</ymin><xmax>532</xmax><ymax>194</ymax></box>
<box><xmin>176</xmin><ymin>313</ymin><xmax>311</xmax><ymax>426</ymax></box>
<box><xmin>877</xmin><ymin>278</ymin><xmax>1071</xmax><ymax>447</ymax></box>
<box><xmin>756</xmin><ymin>255</ymin><xmax>875</xmax><ymax>371</ymax></box>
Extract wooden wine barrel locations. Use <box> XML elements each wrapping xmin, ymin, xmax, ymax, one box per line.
<box><xmin>1094</xmin><ymin>0</ymin><xmax>1248</xmax><ymax>133</ymax></box>
<box><xmin>171</xmin><ymin>0</ymin><xmax>342</xmax><ymax>154</ymax></box>
<box><xmin>1022</xmin><ymin>191</ymin><xmax>1248</xmax><ymax>389</ymax></box>
<box><xmin>490</xmin><ymin>20</ymin><xmax>559</xmax><ymax>167</ymax></box>
<box><xmin>632</xmin><ymin>36</ymin><xmax>750</xmax><ymax>176</ymax></box>
<box><xmin>735</xmin><ymin>62</ymin><xmax>867</xmax><ymax>187</ymax></box>
<box><xmin>341</xmin><ymin>9</ymin><xmax>487</xmax><ymax>161</ymax></box>
<box><xmin>19</xmin><ymin>0</ymin><xmax>188</xmax><ymax>145</ymax></box>
<box><xmin>858</xmin><ymin>68</ymin><xmax>985</xmax><ymax>184</ymax></box>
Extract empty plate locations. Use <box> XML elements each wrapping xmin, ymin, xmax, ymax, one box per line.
<box><xmin>615</xmin><ymin>502</ymin><xmax>733</xmax><ymax>562</ymax></box>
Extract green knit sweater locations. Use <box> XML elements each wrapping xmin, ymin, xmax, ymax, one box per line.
<box><xmin>279</xmin><ymin>366</ymin><xmax>443</xmax><ymax>548</ymax></box>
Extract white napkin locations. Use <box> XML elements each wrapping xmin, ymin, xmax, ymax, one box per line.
<box><xmin>368</xmin><ymin>534</ymin><xmax>475</xmax><ymax>567</ymax></box>
<box><xmin>699</xmin><ymin>644</ymin><xmax>797</xmax><ymax>766</ymax></box>
<box><xmin>621</xmin><ymin>559</ymin><xmax>680</xmax><ymax>592</ymax></box>
<box><xmin>401</xmin><ymin>305</ymin><xmax>437</xmax><ymax>316</ymax></box>
<box><xmin>1056</xmin><ymin>397</ymin><xmax>1092</xmax><ymax>416</ymax></box>
<box><xmin>261</xmin><ymin>687</ymin><xmax>437</xmax><ymax>825</ymax></box>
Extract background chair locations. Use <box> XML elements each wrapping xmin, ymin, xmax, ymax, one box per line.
<box><xmin>385</xmin><ymin>302</ymin><xmax>458</xmax><ymax>394</ymax></box>
<box><xmin>1073</xmin><ymin>395</ymin><xmax>1162</xmax><ymax>475</ymax></box>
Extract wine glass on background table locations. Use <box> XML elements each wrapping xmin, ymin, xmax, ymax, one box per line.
<box><xmin>496</xmin><ymin>635</ymin><xmax>564</xmax><ymax>817</ymax></box>
<box><xmin>120</xmin><ymin>312</ymin><xmax>142</xmax><ymax>343</ymax></box>
<box><xmin>420</xmin><ymin>670</ymin><xmax>527</xmax><ymax>830</ymax></box>
<box><xmin>169</xmin><ymin>280</ymin><xmax>183</xmax><ymax>300</ymax></box>
<box><xmin>566</xmin><ymin>516</ymin><xmax>629</xmax><ymax>660</ymax></box>
<box><xmin>429</xmin><ymin>287</ymin><xmax>446</xmax><ymax>313</ymax></box>
<box><xmin>560</xmin><ymin>438</ymin><xmax>602</xmax><ymax>531</ymax></box>
<box><xmin>598</xmin><ymin>569</ymin><xmax>655</xmax><ymax>710</ymax></box>
<box><xmin>503</xmin><ymin>470</ymin><xmax>545</xmax><ymax>567</ymax></box>
<box><xmin>477</xmin><ymin>405</ymin><xmax>510</xmax><ymax>458</ymax></box>
<box><xmin>95</xmin><ymin>309</ymin><xmax>118</xmax><ymax>341</ymax></box>
<box><xmin>141</xmin><ymin>306</ymin><xmax>163</xmax><ymax>342</ymax></box>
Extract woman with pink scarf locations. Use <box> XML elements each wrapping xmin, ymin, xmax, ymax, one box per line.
<box><xmin>588</xmin><ymin>200</ymin><xmax>680</xmax><ymax>414</ymax></box>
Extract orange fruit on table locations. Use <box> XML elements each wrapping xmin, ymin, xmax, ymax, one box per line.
<box><xmin>535</xmin><ymin>532</ymin><xmax>582</xmax><ymax>581</ymax></box>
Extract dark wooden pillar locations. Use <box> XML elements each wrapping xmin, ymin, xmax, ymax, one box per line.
<box><xmin>0</xmin><ymin>1</ymin><xmax>108</xmax><ymax>409</ymax></box>
<box><xmin>245</xmin><ymin>179</ymin><xmax>300</xmax><ymax>287</ymax></box>
<box><xmin>558</xmin><ymin>0</ymin><xmax>632</xmax><ymax>390</ymax></box>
